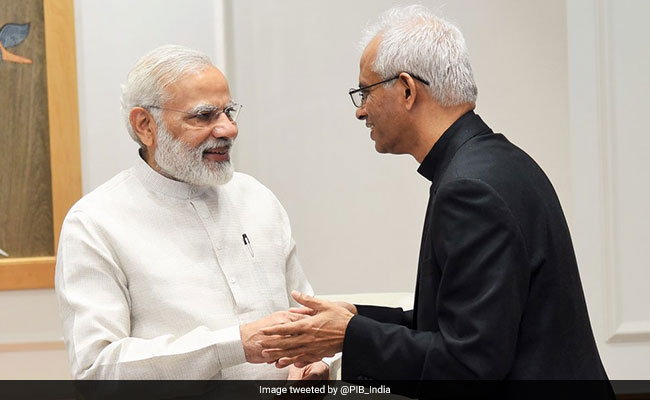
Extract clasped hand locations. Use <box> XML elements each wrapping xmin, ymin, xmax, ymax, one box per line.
<box><xmin>240</xmin><ymin>309</ymin><xmax>308</xmax><ymax>363</ymax></box>
<box><xmin>257</xmin><ymin>291</ymin><xmax>356</xmax><ymax>368</ymax></box>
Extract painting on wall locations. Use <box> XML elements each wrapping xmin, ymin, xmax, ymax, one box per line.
<box><xmin>0</xmin><ymin>0</ymin><xmax>54</xmax><ymax>260</ymax></box>
<box><xmin>0</xmin><ymin>0</ymin><xmax>81</xmax><ymax>290</ymax></box>
<box><xmin>0</xmin><ymin>21</ymin><xmax>33</xmax><ymax>64</ymax></box>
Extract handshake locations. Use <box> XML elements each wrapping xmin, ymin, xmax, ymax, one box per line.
<box><xmin>239</xmin><ymin>291</ymin><xmax>357</xmax><ymax>379</ymax></box>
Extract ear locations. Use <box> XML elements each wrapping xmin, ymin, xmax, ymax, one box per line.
<box><xmin>398</xmin><ymin>72</ymin><xmax>417</xmax><ymax>110</ymax></box>
<box><xmin>129</xmin><ymin>107</ymin><xmax>158</xmax><ymax>148</ymax></box>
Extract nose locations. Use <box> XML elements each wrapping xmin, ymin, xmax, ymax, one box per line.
<box><xmin>355</xmin><ymin>105</ymin><xmax>367</xmax><ymax>121</ymax></box>
<box><xmin>211</xmin><ymin>114</ymin><xmax>238</xmax><ymax>139</ymax></box>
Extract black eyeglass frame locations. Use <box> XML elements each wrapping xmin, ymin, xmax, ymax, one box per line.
<box><xmin>348</xmin><ymin>73</ymin><xmax>430</xmax><ymax>108</ymax></box>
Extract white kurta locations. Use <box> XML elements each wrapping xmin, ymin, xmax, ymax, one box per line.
<box><xmin>55</xmin><ymin>158</ymin><xmax>313</xmax><ymax>379</ymax></box>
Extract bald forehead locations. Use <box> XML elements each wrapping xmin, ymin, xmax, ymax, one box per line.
<box><xmin>361</xmin><ymin>36</ymin><xmax>381</xmax><ymax>65</ymax></box>
<box><xmin>359</xmin><ymin>36</ymin><xmax>381</xmax><ymax>85</ymax></box>
<box><xmin>206</xmin><ymin>65</ymin><xmax>226</xmax><ymax>81</ymax></box>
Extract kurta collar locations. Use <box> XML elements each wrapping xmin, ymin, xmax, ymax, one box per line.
<box><xmin>417</xmin><ymin>110</ymin><xmax>492</xmax><ymax>187</ymax></box>
<box><xmin>133</xmin><ymin>154</ymin><xmax>209</xmax><ymax>200</ymax></box>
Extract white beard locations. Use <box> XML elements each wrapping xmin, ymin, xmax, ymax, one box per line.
<box><xmin>154</xmin><ymin>125</ymin><xmax>234</xmax><ymax>186</ymax></box>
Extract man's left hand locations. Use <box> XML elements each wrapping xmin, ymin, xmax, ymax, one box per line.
<box><xmin>259</xmin><ymin>291</ymin><xmax>354</xmax><ymax>368</ymax></box>
<box><xmin>287</xmin><ymin>361</ymin><xmax>329</xmax><ymax>380</ymax></box>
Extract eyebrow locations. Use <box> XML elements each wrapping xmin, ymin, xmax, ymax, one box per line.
<box><xmin>188</xmin><ymin>102</ymin><xmax>233</xmax><ymax>114</ymax></box>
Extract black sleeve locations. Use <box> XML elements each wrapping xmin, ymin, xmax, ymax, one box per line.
<box><xmin>342</xmin><ymin>179</ymin><xmax>530</xmax><ymax>380</ymax></box>
<box><xmin>355</xmin><ymin>305</ymin><xmax>414</xmax><ymax>327</ymax></box>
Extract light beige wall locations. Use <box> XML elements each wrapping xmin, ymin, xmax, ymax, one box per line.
<box><xmin>0</xmin><ymin>289</ymin><xmax>69</xmax><ymax>379</ymax></box>
<box><xmin>567</xmin><ymin>0</ymin><xmax>650</xmax><ymax>379</ymax></box>
<box><xmin>0</xmin><ymin>348</ymin><xmax>70</xmax><ymax>379</ymax></box>
<box><xmin>228</xmin><ymin>0</ymin><xmax>570</xmax><ymax>295</ymax></box>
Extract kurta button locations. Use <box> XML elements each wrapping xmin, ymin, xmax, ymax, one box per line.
<box><xmin>229</xmin><ymin>278</ymin><xmax>236</xmax><ymax>284</ymax></box>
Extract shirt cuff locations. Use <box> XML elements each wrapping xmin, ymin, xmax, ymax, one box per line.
<box><xmin>322</xmin><ymin>353</ymin><xmax>342</xmax><ymax>380</ymax></box>
<box><xmin>213</xmin><ymin>325</ymin><xmax>247</xmax><ymax>369</ymax></box>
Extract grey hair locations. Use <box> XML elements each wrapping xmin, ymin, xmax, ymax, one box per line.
<box><xmin>361</xmin><ymin>5</ymin><xmax>477</xmax><ymax>106</ymax></box>
<box><xmin>120</xmin><ymin>45</ymin><xmax>214</xmax><ymax>146</ymax></box>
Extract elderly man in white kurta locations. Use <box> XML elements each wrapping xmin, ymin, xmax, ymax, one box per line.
<box><xmin>55</xmin><ymin>45</ymin><xmax>330</xmax><ymax>380</ymax></box>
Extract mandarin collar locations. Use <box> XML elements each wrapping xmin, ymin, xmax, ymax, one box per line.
<box><xmin>133</xmin><ymin>155</ymin><xmax>209</xmax><ymax>200</ymax></box>
<box><xmin>417</xmin><ymin>111</ymin><xmax>492</xmax><ymax>188</ymax></box>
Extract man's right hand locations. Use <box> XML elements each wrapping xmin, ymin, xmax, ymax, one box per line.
<box><xmin>240</xmin><ymin>311</ymin><xmax>307</xmax><ymax>363</ymax></box>
<box><xmin>290</xmin><ymin>300</ymin><xmax>358</xmax><ymax>316</ymax></box>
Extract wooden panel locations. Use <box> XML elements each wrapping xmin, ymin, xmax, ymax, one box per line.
<box><xmin>0</xmin><ymin>0</ymin><xmax>81</xmax><ymax>290</ymax></box>
<box><xmin>0</xmin><ymin>0</ymin><xmax>54</xmax><ymax>258</ymax></box>
<box><xmin>0</xmin><ymin>256</ymin><xmax>54</xmax><ymax>290</ymax></box>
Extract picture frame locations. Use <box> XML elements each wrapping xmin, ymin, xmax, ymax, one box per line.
<box><xmin>0</xmin><ymin>0</ymin><xmax>81</xmax><ymax>290</ymax></box>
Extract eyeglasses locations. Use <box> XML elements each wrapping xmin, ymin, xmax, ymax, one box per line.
<box><xmin>348</xmin><ymin>73</ymin><xmax>430</xmax><ymax>108</ymax></box>
<box><xmin>145</xmin><ymin>102</ymin><xmax>243</xmax><ymax>127</ymax></box>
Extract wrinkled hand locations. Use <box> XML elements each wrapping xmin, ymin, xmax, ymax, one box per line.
<box><xmin>240</xmin><ymin>310</ymin><xmax>307</xmax><ymax>363</ymax></box>
<box><xmin>259</xmin><ymin>291</ymin><xmax>354</xmax><ymax>368</ymax></box>
<box><xmin>287</xmin><ymin>361</ymin><xmax>329</xmax><ymax>380</ymax></box>
<box><xmin>290</xmin><ymin>300</ymin><xmax>358</xmax><ymax>316</ymax></box>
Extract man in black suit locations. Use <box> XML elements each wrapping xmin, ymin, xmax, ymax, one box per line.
<box><xmin>259</xmin><ymin>4</ymin><xmax>609</xmax><ymax>387</ymax></box>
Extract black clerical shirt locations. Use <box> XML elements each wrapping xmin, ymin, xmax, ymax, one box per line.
<box><xmin>342</xmin><ymin>111</ymin><xmax>609</xmax><ymax>384</ymax></box>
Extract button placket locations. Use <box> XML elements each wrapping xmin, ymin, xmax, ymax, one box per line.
<box><xmin>189</xmin><ymin>193</ymin><xmax>256</xmax><ymax>312</ymax></box>
<box><xmin>189</xmin><ymin>199</ymin><xmax>240</xmax><ymax>294</ymax></box>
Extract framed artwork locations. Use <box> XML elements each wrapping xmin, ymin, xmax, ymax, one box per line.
<box><xmin>0</xmin><ymin>0</ymin><xmax>81</xmax><ymax>290</ymax></box>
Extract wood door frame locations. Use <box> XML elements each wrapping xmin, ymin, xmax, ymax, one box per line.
<box><xmin>0</xmin><ymin>0</ymin><xmax>81</xmax><ymax>290</ymax></box>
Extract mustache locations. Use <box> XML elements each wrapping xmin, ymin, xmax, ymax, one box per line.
<box><xmin>198</xmin><ymin>138</ymin><xmax>234</xmax><ymax>152</ymax></box>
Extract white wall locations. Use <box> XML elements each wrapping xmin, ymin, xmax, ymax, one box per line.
<box><xmin>76</xmin><ymin>0</ymin><xmax>226</xmax><ymax>194</ymax></box>
<box><xmin>227</xmin><ymin>0</ymin><xmax>570</xmax><ymax>294</ymax></box>
<box><xmin>0</xmin><ymin>289</ymin><xmax>69</xmax><ymax>379</ymax></box>
<box><xmin>567</xmin><ymin>0</ymin><xmax>650</xmax><ymax>379</ymax></box>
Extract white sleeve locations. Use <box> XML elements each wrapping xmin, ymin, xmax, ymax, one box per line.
<box><xmin>284</xmin><ymin>237</ymin><xmax>314</xmax><ymax>301</ymax></box>
<box><xmin>55</xmin><ymin>211</ymin><xmax>247</xmax><ymax>380</ymax></box>
<box><xmin>322</xmin><ymin>353</ymin><xmax>342</xmax><ymax>380</ymax></box>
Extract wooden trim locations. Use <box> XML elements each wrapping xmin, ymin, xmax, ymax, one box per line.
<box><xmin>0</xmin><ymin>257</ymin><xmax>56</xmax><ymax>290</ymax></box>
<box><xmin>44</xmin><ymin>0</ymin><xmax>82</xmax><ymax>248</ymax></box>
<box><xmin>0</xmin><ymin>340</ymin><xmax>64</xmax><ymax>352</ymax></box>
<box><xmin>1</xmin><ymin>0</ymin><xmax>81</xmax><ymax>291</ymax></box>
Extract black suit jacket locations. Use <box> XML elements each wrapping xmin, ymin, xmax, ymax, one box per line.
<box><xmin>342</xmin><ymin>111</ymin><xmax>608</xmax><ymax>382</ymax></box>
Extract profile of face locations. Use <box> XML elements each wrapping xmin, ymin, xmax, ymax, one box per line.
<box><xmin>151</xmin><ymin>66</ymin><xmax>238</xmax><ymax>186</ymax></box>
<box><xmin>355</xmin><ymin>36</ymin><xmax>407</xmax><ymax>155</ymax></box>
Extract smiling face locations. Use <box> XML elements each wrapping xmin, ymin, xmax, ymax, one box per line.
<box><xmin>150</xmin><ymin>66</ymin><xmax>238</xmax><ymax>185</ymax></box>
<box><xmin>355</xmin><ymin>36</ymin><xmax>411</xmax><ymax>155</ymax></box>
